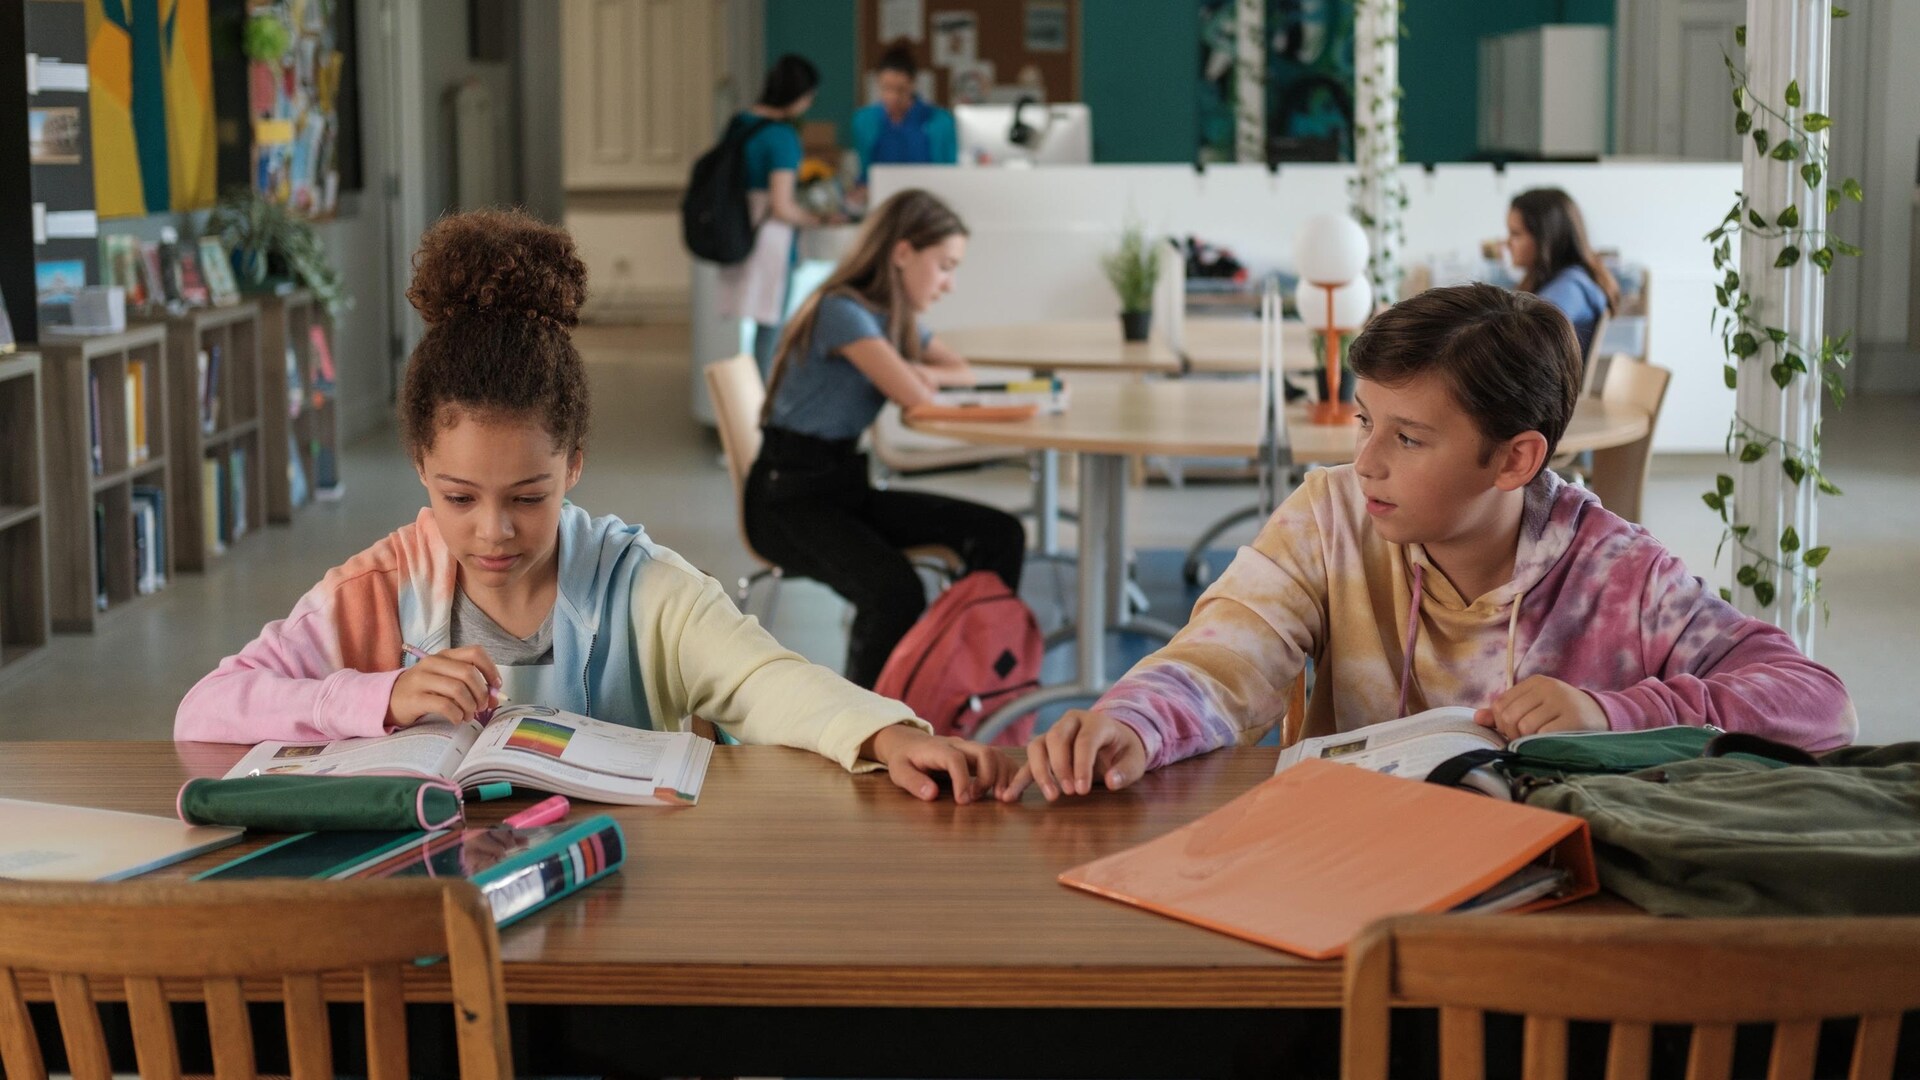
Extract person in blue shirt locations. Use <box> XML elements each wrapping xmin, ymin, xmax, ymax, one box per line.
<box><xmin>850</xmin><ymin>42</ymin><xmax>958</xmax><ymax>187</ymax></box>
<box><xmin>1505</xmin><ymin>188</ymin><xmax>1620</xmax><ymax>364</ymax></box>
<box><xmin>718</xmin><ymin>54</ymin><xmax>837</xmax><ymax>382</ymax></box>
<box><xmin>743</xmin><ymin>189</ymin><xmax>1025</xmax><ymax>689</ymax></box>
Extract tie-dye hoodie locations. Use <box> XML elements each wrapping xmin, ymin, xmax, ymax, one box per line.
<box><xmin>174</xmin><ymin>505</ymin><xmax>929</xmax><ymax>770</ymax></box>
<box><xmin>1099</xmin><ymin>466</ymin><xmax>1855</xmax><ymax>771</ymax></box>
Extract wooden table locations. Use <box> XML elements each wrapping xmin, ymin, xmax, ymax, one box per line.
<box><xmin>938</xmin><ymin>320</ymin><xmax>1185</xmax><ymax>376</ymax></box>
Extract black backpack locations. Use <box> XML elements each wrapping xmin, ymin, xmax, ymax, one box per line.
<box><xmin>680</xmin><ymin>116</ymin><xmax>776</xmax><ymax>265</ymax></box>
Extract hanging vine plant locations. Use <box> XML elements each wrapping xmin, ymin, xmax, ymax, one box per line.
<box><xmin>1701</xmin><ymin>6</ymin><xmax>1862</xmax><ymax>611</ymax></box>
<box><xmin>1348</xmin><ymin>0</ymin><xmax>1408</xmax><ymax>300</ymax></box>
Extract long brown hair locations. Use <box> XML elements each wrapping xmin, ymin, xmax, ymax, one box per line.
<box><xmin>763</xmin><ymin>189</ymin><xmax>967</xmax><ymax>418</ymax></box>
<box><xmin>1509</xmin><ymin>188</ymin><xmax>1620</xmax><ymax>315</ymax></box>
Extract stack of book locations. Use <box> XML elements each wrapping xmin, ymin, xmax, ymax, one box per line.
<box><xmin>132</xmin><ymin>485</ymin><xmax>166</xmax><ymax>594</ymax></box>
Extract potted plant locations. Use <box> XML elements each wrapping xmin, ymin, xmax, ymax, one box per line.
<box><xmin>1102</xmin><ymin>219</ymin><xmax>1161</xmax><ymax>342</ymax></box>
<box><xmin>204</xmin><ymin>189</ymin><xmax>350</xmax><ymax>318</ymax></box>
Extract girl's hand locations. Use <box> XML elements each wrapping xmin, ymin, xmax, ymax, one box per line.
<box><xmin>865</xmin><ymin>725</ymin><xmax>1018</xmax><ymax>804</ymax></box>
<box><xmin>1004</xmin><ymin>710</ymin><xmax>1149</xmax><ymax>802</ymax></box>
<box><xmin>387</xmin><ymin>646</ymin><xmax>503</xmax><ymax>727</ymax></box>
<box><xmin>1474</xmin><ymin>676</ymin><xmax>1608</xmax><ymax>740</ymax></box>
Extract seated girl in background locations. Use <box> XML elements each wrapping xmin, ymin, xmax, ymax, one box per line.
<box><xmin>744</xmin><ymin>188</ymin><xmax>1026</xmax><ymax>689</ymax></box>
<box><xmin>1506</xmin><ymin>187</ymin><xmax>1620</xmax><ymax>362</ymax></box>
<box><xmin>176</xmin><ymin>209</ymin><xmax>1012</xmax><ymax>804</ymax></box>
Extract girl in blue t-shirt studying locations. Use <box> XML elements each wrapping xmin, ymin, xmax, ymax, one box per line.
<box><xmin>743</xmin><ymin>189</ymin><xmax>1025</xmax><ymax>688</ymax></box>
<box><xmin>1505</xmin><ymin>188</ymin><xmax>1621</xmax><ymax>363</ymax></box>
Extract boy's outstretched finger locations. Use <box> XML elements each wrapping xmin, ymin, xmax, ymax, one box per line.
<box><xmin>1095</xmin><ymin>738</ymin><xmax>1148</xmax><ymax>791</ymax></box>
<box><xmin>1000</xmin><ymin>764</ymin><xmax>1034</xmax><ymax>801</ymax></box>
<box><xmin>1071</xmin><ymin>721</ymin><xmax>1111</xmax><ymax>796</ymax></box>
<box><xmin>1026</xmin><ymin>733</ymin><xmax>1065</xmax><ymax>801</ymax></box>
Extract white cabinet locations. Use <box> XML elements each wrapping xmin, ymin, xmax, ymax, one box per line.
<box><xmin>561</xmin><ymin>0</ymin><xmax>717</xmax><ymax>191</ymax></box>
<box><xmin>1477</xmin><ymin>26</ymin><xmax>1610</xmax><ymax>159</ymax></box>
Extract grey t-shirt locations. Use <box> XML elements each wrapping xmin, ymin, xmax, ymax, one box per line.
<box><xmin>765</xmin><ymin>293</ymin><xmax>933</xmax><ymax>442</ymax></box>
<box><xmin>449</xmin><ymin>589</ymin><xmax>554</xmax><ymax>666</ymax></box>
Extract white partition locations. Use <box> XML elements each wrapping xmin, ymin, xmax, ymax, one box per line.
<box><xmin>872</xmin><ymin>162</ymin><xmax>1741</xmax><ymax>452</ymax></box>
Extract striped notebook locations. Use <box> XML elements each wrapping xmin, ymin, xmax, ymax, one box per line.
<box><xmin>194</xmin><ymin>815</ymin><xmax>625</xmax><ymax>928</ymax></box>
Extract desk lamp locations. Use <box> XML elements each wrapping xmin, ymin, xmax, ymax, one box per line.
<box><xmin>1293</xmin><ymin>214</ymin><xmax>1372</xmax><ymax>424</ymax></box>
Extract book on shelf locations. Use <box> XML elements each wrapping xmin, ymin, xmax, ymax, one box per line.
<box><xmin>157</xmin><ymin>229</ymin><xmax>187</xmax><ymax>306</ymax></box>
<box><xmin>127</xmin><ymin>358</ymin><xmax>149</xmax><ymax>465</ymax></box>
<box><xmin>288</xmin><ymin>431</ymin><xmax>309</xmax><ymax>507</ymax></box>
<box><xmin>314</xmin><ymin>440</ymin><xmax>340</xmax><ymax>494</ymax></box>
<box><xmin>197</xmin><ymin>236</ymin><xmax>240</xmax><ymax>306</ymax></box>
<box><xmin>0</xmin><ymin>799</ymin><xmax>242</xmax><ymax>882</ymax></box>
<box><xmin>201</xmin><ymin>457</ymin><xmax>225</xmax><ymax>555</ymax></box>
<box><xmin>133</xmin><ymin>485</ymin><xmax>167</xmax><ymax>592</ymax></box>
<box><xmin>308</xmin><ymin>323</ymin><xmax>336</xmax><ymax>387</ymax></box>
<box><xmin>87</xmin><ymin>371</ymin><xmax>102</xmax><ymax>475</ymax></box>
<box><xmin>137</xmin><ymin>242</ymin><xmax>168</xmax><ymax>308</ymax></box>
<box><xmin>199</xmin><ymin>344</ymin><xmax>222</xmax><ymax>435</ymax></box>
<box><xmin>93</xmin><ymin>500</ymin><xmax>106</xmax><ymax>609</ymax></box>
<box><xmin>194</xmin><ymin>814</ymin><xmax>626</xmax><ymax>930</ymax></box>
<box><xmin>223</xmin><ymin>708</ymin><xmax>715</xmax><ymax>807</ymax></box>
<box><xmin>100</xmin><ymin>234</ymin><xmax>148</xmax><ymax>308</ymax></box>
<box><xmin>286</xmin><ymin>344</ymin><xmax>302</xmax><ymax>420</ymax></box>
<box><xmin>1058</xmin><ymin>758</ymin><xmax>1599</xmax><ymax>960</ymax></box>
<box><xmin>175</xmin><ymin>247</ymin><xmax>210</xmax><ymax>307</ymax></box>
<box><xmin>229</xmin><ymin>447</ymin><xmax>248</xmax><ymax>540</ymax></box>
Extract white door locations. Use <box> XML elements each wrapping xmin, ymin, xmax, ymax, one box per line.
<box><xmin>1616</xmin><ymin>0</ymin><xmax>1746</xmax><ymax>160</ymax></box>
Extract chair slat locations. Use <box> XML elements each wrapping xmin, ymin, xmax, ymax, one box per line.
<box><xmin>0</xmin><ymin>968</ymin><xmax>50</xmax><ymax>1080</ymax></box>
<box><xmin>282</xmin><ymin>973</ymin><xmax>332</xmax><ymax>1080</ymax></box>
<box><xmin>1685</xmin><ymin>1022</ymin><xmax>1737</xmax><ymax>1080</ymax></box>
<box><xmin>125</xmin><ymin>976</ymin><xmax>182</xmax><ymax>1080</ymax></box>
<box><xmin>1439</xmin><ymin>1006</ymin><xmax>1485</xmax><ymax>1080</ymax></box>
<box><xmin>1605</xmin><ymin>1021</ymin><xmax>1652</xmax><ymax>1080</ymax></box>
<box><xmin>363</xmin><ymin>964</ymin><xmax>410</xmax><ymax>1080</ymax></box>
<box><xmin>1767</xmin><ymin>1019</ymin><xmax>1821</xmax><ymax>1080</ymax></box>
<box><xmin>203</xmin><ymin>976</ymin><xmax>257</xmax><ymax>1080</ymax></box>
<box><xmin>1523</xmin><ymin>1015</ymin><xmax>1569</xmax><ymax>1080</ymax></box>
<box><xmin>49</xmin><ymin>972</ymin><xmax>111</xmax><ymax>1080</ymax></box>
<box><xmin>1849</xmin><ymin>1014</ymin><xmax>1901</xmax><ymax>1080</ymax></box>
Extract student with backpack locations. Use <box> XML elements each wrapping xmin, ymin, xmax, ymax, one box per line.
<box><xmin>711</xmin><ymin>54</ymin><xmax>837</xmax><ymax>382</ymax></box>
<box><xmin>177</xmin><ymin>209</ymin><xmax>1015</xmax><ymax>805</ymax></box>
<box><xmin>1005</xmin><ymin>284</ymin><xmax>1855</xmax><ymax>802</ymax></box>
<box><xmin>743</xmin><ymin>189</ymin><xmax>1027</xmax><ymax>691</ymax></box>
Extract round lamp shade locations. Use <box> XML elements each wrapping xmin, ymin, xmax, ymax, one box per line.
<box><xmin>1294</xmin><ymin>213</ymin><xmax>1371</xmax><ymax>286</ymax></box>
<box><xmin>1295</xmin><ymin>276</ymin><xmax>1374</xmax><ymax>332</ymax></box>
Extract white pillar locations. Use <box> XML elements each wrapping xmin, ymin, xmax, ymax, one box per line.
<box><xmin>1234</xmin><ymin>0</ymin><xmax>1265</xmax><ymax>164</ymax></box>
<box><xmin>1352</xmin><ymin>0</ymin><xmax>1405</xmax><ymax>301</ymax></box>
<box><xmin>1732</xmin><ymin>0</ymin><xmax>1830</xmax><ymax>650</ymax></box>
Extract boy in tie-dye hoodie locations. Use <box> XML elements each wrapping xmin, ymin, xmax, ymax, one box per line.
<box><xmin>1008</xmin><ymin>284</ymin><xmax>1854</xmax><ymax>802</ymax></box>
<box><xmin>177</xmin><ymin>209</ymin><xmax>1016</xmax><ymax>805</ymax></box>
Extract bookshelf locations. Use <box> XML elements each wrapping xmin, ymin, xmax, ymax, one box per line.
<box><xmin>36</xmin><ymin>327</ymin><xmax>173</xmax><ymax>633</ymax></box>
<box><xmin>258</xmin><ymin>289</ymin><xmax>342</xmax><ymax>523</ymax></box>
<box><xmin>0</xmin><ymin>354</ymin><xmax>50</xmax><ymax>672</ymax></box>
<box><xmin>152</xmin><ymin>302</ymin><xmax>266</xmax><ymax>573</ymax></box>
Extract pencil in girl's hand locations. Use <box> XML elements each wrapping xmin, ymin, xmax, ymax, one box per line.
<box><xmin>401</xmin><ymin>643</ymin><xmax>511</xmax><ymax>707</ymax></box>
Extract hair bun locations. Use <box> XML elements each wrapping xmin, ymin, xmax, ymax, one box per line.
<box><xmin>406</xmin><ymin>208</ymin><xmax>587</xmax><ymax>330</ymax></box>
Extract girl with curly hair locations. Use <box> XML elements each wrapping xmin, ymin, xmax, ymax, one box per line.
<box><xmin>176</xmin><ymin>209</ymin><xmax>1014</xmax><ymax>803</ymax></box>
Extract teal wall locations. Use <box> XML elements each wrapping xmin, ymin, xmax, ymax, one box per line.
<box><xmin>764</xmin><ymin>0</ymin><xmax>1611</xmax><ymax>165</ymax></box>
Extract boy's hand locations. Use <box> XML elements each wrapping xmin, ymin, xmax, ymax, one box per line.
<box><xmin>865</xmin><ymin>725</ymin><xmax>1016</xmax><ymax>804</ymax></box>
<box><xmin>1474</xmin><ymin>676</ymin><xmax>1608</xmax><ymax>740</ymax></box>
<box><xmin>1004</xmin><ymin>710</ymin><xmax>1149</xmax><ymax>802</ymax></box>
<box><xmin>387</xmin><ymin>646</ymin><xmax>502</xmax><ymax>728</ymax></box>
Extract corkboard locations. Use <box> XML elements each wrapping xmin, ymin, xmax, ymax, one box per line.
<box><xmin>857</xmin><ymin>0</ymin><xmax>1081</xmax><ymax>107</ymax></box>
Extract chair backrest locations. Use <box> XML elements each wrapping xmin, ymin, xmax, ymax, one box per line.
<box><xmin>1586</xmin><ymin>355</ymin><xmax>1671</xmax><ymax>525</ymax></box>
<box><xmin>1344</xmin><ymin>914</ymin><xmax>1920</xmax><ymax>1080</ymax></box>
<box><xmin>704</xmin><ymin>355</ymin><xmax>776</xmax><ymax>568</ymax></box>
<box><xmin>1579</xmin><ymin>310</ymin><xmax>1614</xmax><ymax>398</ymax></box>
<box><xmin>0</xmin><ymin>879</ymin><xmax>510</xmax><ymax>1080</ymax></box>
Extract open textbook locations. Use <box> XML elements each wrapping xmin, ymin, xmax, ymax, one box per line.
<box><xmin>1274</xmin><ymin>706</ymin><xmax>1565</xmax><ymax>796</ymax></box>
<box><xmin>222</xmin><ymin>706</ymin><xmax>712</xmax><ymax>806</ymax></box>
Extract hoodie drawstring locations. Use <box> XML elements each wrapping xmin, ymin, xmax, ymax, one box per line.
<box><xmin>1397</xmin><ymin>563</ymin><xmax>1424</xmax><ymax>718</ymax></box>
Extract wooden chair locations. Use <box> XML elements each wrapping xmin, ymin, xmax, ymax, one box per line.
<box><xmin>1578</xmin><ymin>311</ymin><xmax>1614</xmax><ymax>399</ymax></box>
<box><xmin>1584</xmin><ymin>356</ymin><xmax>1671</xmax><ymax>525</ymax></box>
<box><xmin>704</xmin><ymin>354</ymin><xmax>961</xmax><ymax>626</ymax></box>
<box><xmin>1344</xmin><ymin>914</ymin><xmax>1920</xmax><ymax>1080</ymax></box>
<box><xmin>0</xmin><ymin>879</ymin><xmax>511</xmax><ymax>1080</ymax></box>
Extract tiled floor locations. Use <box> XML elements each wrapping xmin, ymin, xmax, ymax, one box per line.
<box><xmin>4</xmin><ymin>322</ymin><xmax>1914</xmax><ymax>744</ymax></box>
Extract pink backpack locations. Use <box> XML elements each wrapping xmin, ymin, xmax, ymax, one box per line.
<box><xmin>874</xmin><ymin>571</ymin><xmax>1042</xmax><ymax>745</ymax></box>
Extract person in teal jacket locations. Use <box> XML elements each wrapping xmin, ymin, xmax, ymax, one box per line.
<box><xmin>851</xmin><ymin>42</ymin><xmax>957</xmax><ymax>185</ymax></box>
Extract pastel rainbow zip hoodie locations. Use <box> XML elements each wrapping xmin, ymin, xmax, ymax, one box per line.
<box><xmin>175</xmin><ymin>505</ymin><xmax>929</xmax><ymax>770</ymax></box>
<box><xmin>1098</xmin><ymin>466</ymin><xmax>1856</xmax><ymax>771</ymax></box>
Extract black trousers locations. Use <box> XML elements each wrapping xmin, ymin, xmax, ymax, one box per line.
<box><xmin>743</xmin><ymin>426</ymin><xmax>1027</xmax><ymax>688</ymax></box>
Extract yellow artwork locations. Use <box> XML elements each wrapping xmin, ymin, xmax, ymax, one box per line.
<box><xmin>86</xmin><ymin>0</ymin><xmax>216</xmax><ymax>218</ymax></box>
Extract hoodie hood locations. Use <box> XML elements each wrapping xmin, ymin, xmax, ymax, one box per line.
<box><xmin>396</xmin><ymin>504</ymin><xmax>658</xmax><ymax>722</ymax></box>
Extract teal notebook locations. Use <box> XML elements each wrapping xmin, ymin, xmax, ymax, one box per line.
<box><xmin>194</xmin><ymin>815</ymin><xmax>625</xmax><ymax>929</ymax></box>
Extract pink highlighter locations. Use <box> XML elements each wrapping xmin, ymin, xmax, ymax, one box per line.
<box><xmin>501</xmin><ymin>795</ymin><xmax>570</xmax><ymax>830</ymax></box>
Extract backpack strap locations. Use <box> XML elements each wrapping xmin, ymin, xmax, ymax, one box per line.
<box><xmin>1425</xmin><ymin>748</ymin><xmax>1514</xmax><ymax>790</ymax></box>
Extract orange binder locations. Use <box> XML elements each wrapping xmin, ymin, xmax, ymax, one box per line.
<box><xmin>1058</xmin><ymin>758</ymin><xmax>1598</xmax><ymax>960</ymax></box>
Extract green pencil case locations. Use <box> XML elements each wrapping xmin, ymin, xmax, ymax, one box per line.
<box><xmin>177</xmin><ymin>775</ymin><xmax>465</xmax><ymax>832</ymax></box>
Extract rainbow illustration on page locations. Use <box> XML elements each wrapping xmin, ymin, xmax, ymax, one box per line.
<box><xmin>504</xmin><ymin>718</ymin><xmax>575</xmax><ymax>759</ymax></box>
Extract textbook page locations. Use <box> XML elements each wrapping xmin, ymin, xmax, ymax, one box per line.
<box><xmin>224</xmin><ymin>721</ymin><xmax>479</xmax><ymax>780</ymax></box>
<box><xmin>1275</xmin><ymin>706</ymin><xmax>1504</xmax><ymax>781</ymax></box>
<box><xmin>452</xmin><ymin>707</ymin><xmax>711</xmax><ymax>805</ymax></box>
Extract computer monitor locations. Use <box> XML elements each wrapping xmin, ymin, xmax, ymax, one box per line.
<box><xmin>953</xmin><ymin>101</ymin><xmax>1093</xmax><ymax>166</ymax></box>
